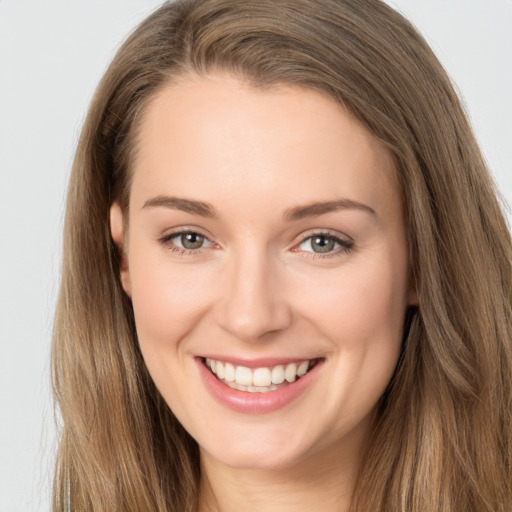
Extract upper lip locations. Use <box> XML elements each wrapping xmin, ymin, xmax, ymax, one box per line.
<box><xmin>197</xmin><ymin>355</ymin><xmax>323</xmax><ymax>369</ymax></box>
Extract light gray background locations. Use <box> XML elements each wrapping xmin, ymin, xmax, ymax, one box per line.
<box><xmin>0</xmin><ymin>1</ymin><xmax>510</xmax><ymax>510</ymax></box>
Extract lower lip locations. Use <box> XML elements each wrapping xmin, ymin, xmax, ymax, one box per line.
<box><xmin>196</xmin><ymin>358</ymin><xmax>324</xmax><ymax>414</ymax></box>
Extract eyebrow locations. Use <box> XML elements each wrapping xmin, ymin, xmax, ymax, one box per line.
<box><xmin>142</xmin><ymin>195</ymin><xmax>376</xmax><ymax>220</ymax></box>
<box><xmin>283</xmin><ymin>199</ymin><xmax>377</xmax><ymax>221</ymax></box>
<box><xmin>143</xmin><ymin>196</ymin><xmax>217</xmax><ymax>217</ymax></box>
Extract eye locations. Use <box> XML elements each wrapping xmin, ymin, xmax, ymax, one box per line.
<box><xmin>175</xmin><ymin>232</ymin><xmax>210</xmax><ymax>250</ymax></box>
<box><xmin>160</xmin><ymin>230</ymin><xmax>214</xmax><ymax>252</ymax></box>
<box><xmin>297</xmin><ymin>233</ymin><xmax>353</xmax><ymax>255</ymax></box>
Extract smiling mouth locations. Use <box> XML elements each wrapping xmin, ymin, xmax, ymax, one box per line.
<box><xmin>202</xmin><ymin>357</ymin><xmax>323</xmax><ymax>393</ymax></box>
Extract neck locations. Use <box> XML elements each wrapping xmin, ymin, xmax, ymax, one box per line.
<box><xmin>197</xmin><ymin>437</ymin><xmax>365</xmax><ymax>512</ymax></box>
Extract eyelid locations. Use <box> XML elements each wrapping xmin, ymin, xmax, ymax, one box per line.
<box><xmin>159</xmin><ymin>225</ymin><xmax>214</xmax><ymax>241</ymax></box>
<box><xmin>295</xmin><ymin>228</ymin><xmax>353</xmax><ymax>246</ymax></box>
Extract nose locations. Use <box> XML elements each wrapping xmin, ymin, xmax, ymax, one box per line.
<box><xmin>215</xmin><ymin>248</ymin><xmax>292</xmax><ymax>342</ymax></box>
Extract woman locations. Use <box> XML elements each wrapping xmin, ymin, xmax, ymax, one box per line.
<box><xmin>51</xmin><ymin>0</ymin><xmax>512</xmax><ymax>510</ymax></box>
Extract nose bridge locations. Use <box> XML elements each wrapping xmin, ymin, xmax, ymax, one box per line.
<box><xmin>216</xmin><ymin>244</ymin><xmax>291</xmax><ymax>341</ymax></box>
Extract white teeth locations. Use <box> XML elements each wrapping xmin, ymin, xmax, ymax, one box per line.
<box><xmin>225</xmin><ymin>382</ymin><xmax>279</xmax><ymax>392</ymax></box>
<box><xmin>297</xmin><ymin>361</ymin><xmax>309</xmax><ymax>377</ymax></box>
<box><xmin>235</xmin><ymin>366</ymin><xmax>253</xmax><ymax>386</ymax></box>
<box><xmin>224</xmin><ymin>362</ymin><xmax>235</xmax><ymax>382</ymax></box>
<box><xmin>205</xmin><ymin>357</ymin><xmax>316</xmax><ymax>391</ymax></box>
<box><xmin>215</xmin><ymin>361</ymin><xmax>225</xmax><ymax>379</ymax></box>
<box><xmin>227</xmin><ymin>382</ymin><xmax>247</xmax><ymax>391</ymax></box>
<box><xmin>271</xmin><ymin>365</ymin><xmax>285</xmax><ymax>385</ymax></box>
<box><xmin>253</xmin><ymin>367</ymin><xmax>272</xmax><ymax>387</ymax></box>
<box><xmin>284</xmin><ymin>363</ymin><xmax>297</xmax><ymax>383</ymax></box>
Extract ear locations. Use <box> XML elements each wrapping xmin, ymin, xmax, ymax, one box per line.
<box><xmin>110</xmin><ymin>202</ymin><xmax>132</xmax><ymax>297</ymax></box>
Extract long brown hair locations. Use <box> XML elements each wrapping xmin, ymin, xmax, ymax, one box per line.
<box><xmin>52</xmin><ymin>1</ymin><xmax>512</xmax><ymax>510</ymax></box>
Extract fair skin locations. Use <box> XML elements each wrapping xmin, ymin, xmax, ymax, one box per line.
<box><xmin>110</xmin><ymin>72</ymin><xmax>416</xmax><ymax>512</ymax></box>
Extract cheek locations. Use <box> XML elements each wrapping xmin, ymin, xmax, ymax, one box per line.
<box><xmin>301</xmin><ymin>258</ymin><xmax>407</xmax><ymax>344</ymax></box>
<box><xmin>127</xmin><ymin>248</ymin><xmax>216</xmax><ymax>414</ymax></box>
<box><xmin>127</xmin><ymin>245</ymin><xmax>214</xmax><ymax>354</ymax></box>
<box><xmin>293</xmin><ymin>245</ymin><xmax>409</xmax><ymax>407</ymax></box>
<box><xmin>296</xmin><ymin>251</ymin><xmax>408</xmax><ymax>429</ymax></box>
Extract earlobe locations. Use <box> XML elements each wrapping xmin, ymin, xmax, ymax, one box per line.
<box><xmin>109</xmin><ymin>203</ymin><xmax>132</xmax><ymax>297</ymax></box>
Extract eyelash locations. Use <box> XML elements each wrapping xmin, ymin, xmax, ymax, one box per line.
<box><xmin>158</xmin><ymin>229</ymin><xmax>354</xmax><ymax>259</ymax></box>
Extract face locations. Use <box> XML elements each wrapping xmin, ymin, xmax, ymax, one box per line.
<box><xmin>110</xmin><ymin>73</ymin><xmax>416</xmax><ymax>473</ymax></box>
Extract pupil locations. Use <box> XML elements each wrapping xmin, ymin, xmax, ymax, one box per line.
<box><xmin>181</xmin><ymin>232</ymin><xmax>204</xmax><ymax>249</ymax></box>
<box><xmin>312</xmin><ymin>236</ymin><xmax>334</xmax><ymax>253</ymax></box>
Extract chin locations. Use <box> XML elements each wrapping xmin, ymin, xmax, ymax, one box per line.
<box><xmin>197</xmin><ymin>423</ymin><xmax>320</xmax><ymax>471</ymax></box>
<box><xmin>206</xmin><ymin>447</ymin><xmax>307</xmax><ymax>472</ymax></box>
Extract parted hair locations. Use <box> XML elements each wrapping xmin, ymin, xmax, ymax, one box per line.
<box><xmin>52</xmin><ymin>0</ymin><xmax>512</xmax><ymax>510</ymax></box>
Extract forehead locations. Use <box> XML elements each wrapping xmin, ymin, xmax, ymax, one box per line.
<box><xmin>130</xmin><ymin>72</ymin><xmax>400</xmax><ymax>220</ymax></box>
